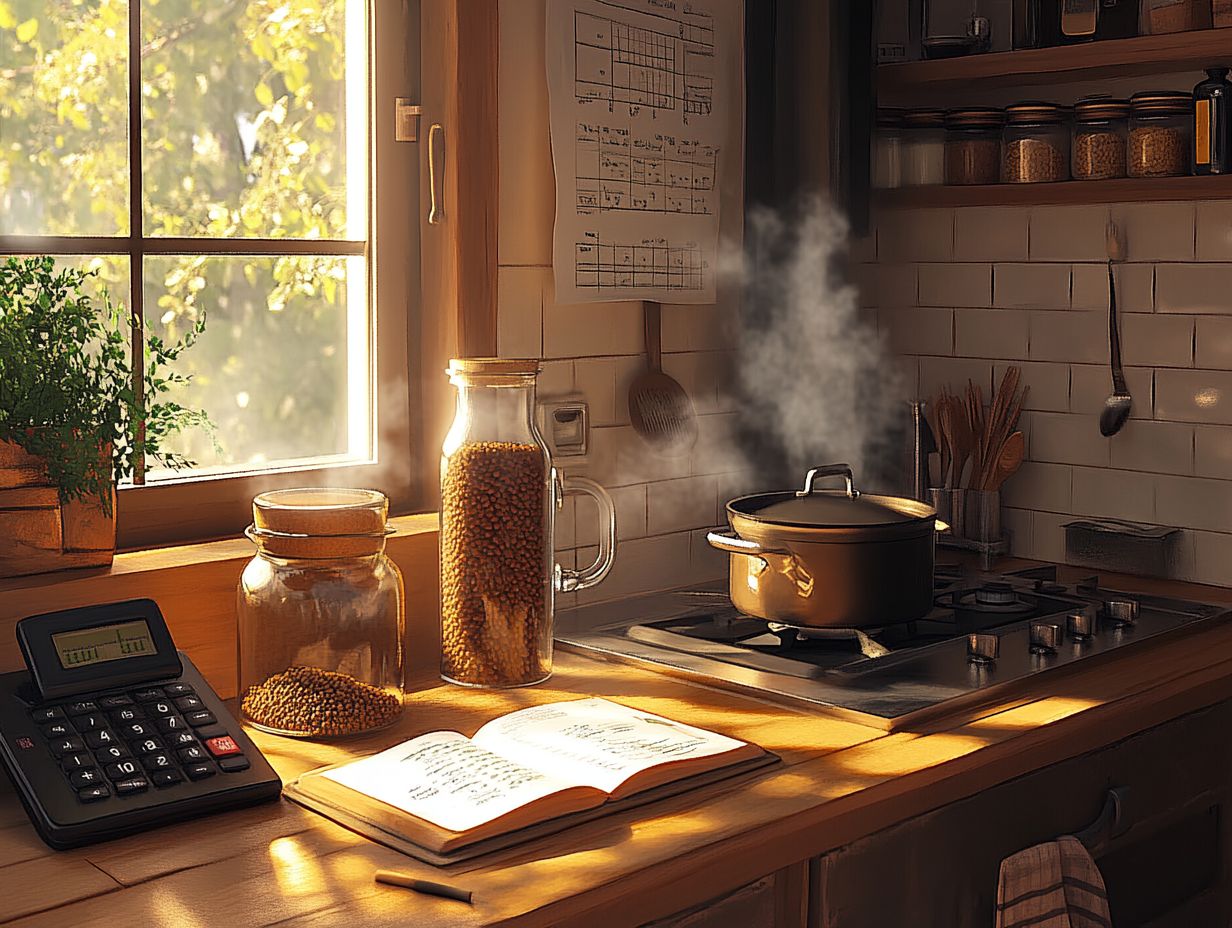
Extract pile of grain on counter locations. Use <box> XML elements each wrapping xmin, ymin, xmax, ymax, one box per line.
<box><xmin>440</xmin><ymin>441</ymin><xmax>548</xmax><ymax>687</ymax></box>
<box><xmin>242</xmin><ymin>665</ymin><xmax>402</xmax><ymax>737</ymax></box>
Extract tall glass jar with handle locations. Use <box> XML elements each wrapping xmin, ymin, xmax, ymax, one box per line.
<box><xmin>440</xmin><ymin>358</ymin><xmax>616</xmax><ymax>687</ymax></box>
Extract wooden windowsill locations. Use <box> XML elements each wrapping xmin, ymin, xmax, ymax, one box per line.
<box><xmin>0</xmin><ymin>513</ymin><xmax>442</xmax><ymax>699</ymax></box>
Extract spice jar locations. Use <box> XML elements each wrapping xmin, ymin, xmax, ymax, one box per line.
<box><xmin>1128</xmin><ymin>91</ymin><xmax>1191</xmax><ymax>177</ymax></box>
<box><xmin>1001</xmin><ymin>102</ymin><xmax>1069</xmax><ymax>183</ymax></box>
<box><xmin>440</xmin><ymin>358</ymin><xmax>616</xmax><ymax>688</ymax></box>
<box><xmin>944</xmin><ymin>108</ymin><xmax>1004</xmax><ymax>185</ymax></box>
<box><xmin>901</xmin><ymin>110</ymin><xmax>946</xmax><ymax>186</ymax></box>
<box><xmin>1193</xmin><ymin>67</ymin><xmax>1232</xmax><ymax>175</ymax></box>
<box><xmin>1072</xmin><ymin>97</ymin><xmax>1129</xmax><ymax>180</ymax></box>
<box><xmin>238</xmin><ymin>488</ymin><xmax>405</xmax><ymax>738</ymax></box>
<box><xmin>873</xmin><ymin>109</ymin><xmax>904</xmax><ymax>189</ymax></box>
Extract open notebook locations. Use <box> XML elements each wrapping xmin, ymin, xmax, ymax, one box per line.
<box><xmin>285</xmin><ymin>697</ymin><xmax>773</xmax><ymax>863</ymax></box>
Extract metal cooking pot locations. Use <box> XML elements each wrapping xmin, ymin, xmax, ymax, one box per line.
<box><xmin>707</xmin><ymin>464</ymin><xmax>944</xmax><ymax>628</ymax></box>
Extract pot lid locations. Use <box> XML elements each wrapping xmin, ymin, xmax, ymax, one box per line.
<box><xmin>727</xmin><ymin>465</ymin><xmax>932</xmax><ymax>529</ymax></box>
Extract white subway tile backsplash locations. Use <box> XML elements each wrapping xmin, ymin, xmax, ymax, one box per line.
<box><xmin>690</xmin><ymin>527</ymin><xmax>729</xmax><ymax>584</ymax></box>
<box><xmin>646</xmin><ymin>476</ymin><xmax>719</xmax><ymax>535</ymax></box>
<box><xmin>574</xmin><ymin>532</ymin><xmax>693</xmax><ymax>605</ymax></box>
<box><xmin>1156</xmin><ymin>475</ymin><xmax>1232</xmax><ymax>533</ymax></box>
<box><xmin>1030</xmin><ymin>205</ymin><xmax>1110</xmax><ymax>262</ymax></box>
<box><xmin>1155</xmin><ymin>264</ymin><xmax>1232</xmax><ymax>315</ymax></box>
<box><xmin>918</xmin><ymin>356</ymin><xmax>994</xmax><ymax>402</ymax></box>
<box><xmin>849</xmin><ymin>231</ymin><xmax>878</xmax><ymax>264</ymax></box>
<box><xmin>583</xmin><ymin>426</ymin><xmax>693</xmax><ymax>486</ymax></box>
<box><xmin>1195</xmin><ymin>425</ymin><xmax>1232</xmax><ymax>479</ymax></box>
<box><xmin>538</xmin><ymin>360</ymin><xmax>575</xmax><ymax>397</ymax></box>
<box><xmin>1029</xmin><ymin>310</ymin><xmax>1106</xmax><ymax>364</ymax></box>
<box><xmin>996</xmin><ymin>361</ymin><xmax>1069</xmax><ymax>412</ymax></box>
<box><xmin>1115</xmin><ymin>202</ymin><xmax>1195</xmax><ymax>262</ymax></box>
<box><xmin>918</xmin><ymin>263</ymin><xmax>992</xmax><ymax>307</ymax></box>
<box><xmin>1069</xmin><ymin>365</ymin><xmax>1153</xmax><ymax>418</ymax></box>
<box><xmin>543</xmin><ymin>283</ymin><xmax>643</xmax><ymax>357</ymax></box>
<box><xmin>994</xmin><ymin>263</ymin><xmax>1071</xmax><ymax>309</ymax></box>
<box><xmin>1002</xmin><ymin>506</ymin><xmax>1032</xmax><ymax>558</ymax></box>
<box><xmin>878</xmin><ymin>209</ymin><xmax>954</xmax><ymax>262</ymax></box>
<box><xmin>1025</xmin><ymin>412</ymin><xmax>1109</xmax><ymax>467</ymax></box>
<box><xmin>953</xmin><ymin>207</ymin><xmax>1030</xmax><ymax>262</ymax></box>
<box><xmin>1196</xmin><ymin>316</ymin><xmax>1232</xmax><ymax>370</ymax></box>
<box><xmin>1196</xmin><ymin>201</ymin><xmax>1232</xmax><ymax>262</ymax></box>
<box><xmin>1120</xmin><ymin>313</ymin><xmax>1194</xmax><ymax>368</ymax></box>
<box><xmin>1032</xmin><ymin>510</ymin><xmax>1070</xmax><ymax>563</ymax></box>
<box><xmin>1072</xmin><ymin>466</ymin><xmax>1155</xmax><ymax>522</ymax></box>
<box><xmin>1001</xmin><ymin>461</ymin><xmax>1072</xmax><ymax>512</ymax></box>
<box><xmin>575</xmin><ymin>482</ymin><xmax>647</xmax><ymax>547</ymax></box>
<box><xmin>662</xmin><ymin>351</ymin><xmax>721</xmax><ymax>417</ymax></box>
<box><xmin>496</xmin><ymin>267</ymin><xmax>545</xmax><ymax>358</ymax></box>
<box><xmin>661</xmin><ymin>304</ymin><xmax>735</xmax><ymax>352</ymax></box>
<box><xmin>1156</xmin><ymin>369</ymin><xmax>1232</xmax><ymax>425</ymax></box>
<box><xmin>573</xmin><ymin>358</ymin><xmax>618</xmax><ymax>426</ymax></box>
<box><xmin>883</xmin><ymin>307</ymin><xmax>955</xmax><ymax>357</ymax></box>
<box><xmin>955</xmin><ymin>308</ymin><xmax>1028</xmax><ymax>359</ymax></box>
<box><xmin>1071</xmin><ymin>264</ymin><xmax>1153</xmax><ymax>313</ymax></box>
<box><xmin>1193</xmin><ymin>530</ymin><xmax>1232</xmax><ymax>586</ymax></box>
<box><xmin>1108</xmin><ymin>419</ymin><xmax>1194</xmax><ymax>475</ymax></box>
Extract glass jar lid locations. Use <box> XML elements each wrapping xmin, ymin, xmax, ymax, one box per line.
<box><xmin>448</xmin><ymin>357</ymin><xmax>542</xmax><ymax>386</ymax></box>
<box><xmin>1074</xmin><ymin>97</ymin><xmax>1130</xmax><ymax>122</ymax></box>
<box><xmin>1130</xmin><ymin>91</ymin><xmax>1192</xmax><ymax>117</ymax></box>
<box><xmin>943</xmin><ymin>107</ymin><xmax>1005</xmax><ymax>129</ymax></box>
<box><xmin>1004</xmin><ymin>101</ymin><xmax>1065</xmax><ymax>125</ymax></box>
<box><xmin>249</xmin><ymin>487</ymin><xmax>391</xmax><ymax>558</ymax></box>
<box><xmin>902</xmin><ymin>109</ymin><xmax>945</xmax><ymax>129</ymax></box>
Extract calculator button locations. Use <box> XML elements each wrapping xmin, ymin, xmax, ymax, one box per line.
<box><xmin>177</xmin><ymin>745</ymin><xmax>209</xmax><ymax>763</ymax></box>
<box><xmin>69</xmin><ymin>768</ymin><xmax>103</xmax><ymax>789</ymax></box>
<box><xmin>75</xmin><ymin>713</ymin><xmax>108</xmax><ymax>732</ymax></box>
<box><xmin>218</xmin><ymin>756</ymin><xmax>251</xmax><ymax>773</ymax></box>
<box><xmin>84</xmin><ymin>729</ymin><xmax>119</xmax><ymax>749</ymax></box>
<box><xmin>30</xmin><ymin>707</ymin><xmax>64</xmax><ymax>723</ymax></box>
<box><xmin>203</xmin><ymin>735</ymin><xmax>242</xmax><ymax>758</ymax></box>
<box><xmin>149</xmin><ymin>701</ymin><xmax>176</xmax><ymax>717</ymax></box>
<box><xmin>49</xmin><ymin>736</ymin><xmax>85</xmax><ymax>756</ymax></box>
<box><xmin>97</xmin><ymin>694</ymin><xmax>135</xmax><ymax>709</ymax></box>
<box><xmin>163</xmin><ymin>683</ymin><xmax>195</xmax><ymax>697</ymax></box>
<box><xmin>185</xmin><ymin>710</ymin><xmax>217</xmax><ymax>728</ymax></box>
<box><xmin>193</xmin><ymin>724</ymin><xmax>227</xmax><ymax>740</ymax></box>
<box><xmin>168</xmin><ymin>731</ymin><xmax>198</xmax><ymax>748</ymax></box>
<box><xmin>155</xmin><ymin>716</ymin><xmax>187</xmax><ymax>734</ymax></box>
<box><xmin>106</xmin><ymin>760</ymin><xmax>142</xmax><ymax>779</ymax></box>
<box><xmin>78</xmin><ymin>784</ymin><xmax>111</xmax><ymax>803</ymax></box>
<box><xmin>131</xmin><ymin>688</ymin><xmax>164</xmax><ymax>702</ymax></box>
<box><xmin>151</xmin><ymin>769</ymin><xmax>183</xmax><ymax>788</ymax></box>
<box><xmin>143</xmin><ymin>752</ymin><xmax>175</xmax><ymax>772</ymax></box>
<box><xmin>114</xmin><ymin>776</ymin><xmax>149</xmax><ymax>795</ymax></box>
<box><xmin>120</xmin><ymin>721</ymin><xmax>156</xmax><ymax>739</ymax></box>
<box><xmin>110</xmin><ymin>707</ymin><xmax>144</xmax><ymax>724</ymax></box>
<box><xmin>65</xmin><ymin>700</ymin><xmax>100</xmax><ymax>716</ymax></box>
<box><xmin>60</xmin><ymin>752</ymin><xmax>93</xmax><ymax>771</ymax></box>
<box><xmin>173</xmin><ymin>695</ymin><xmax>205</xmax><ymax>712</ymax></box>
<box><xmin>184</xmin><ymin>762</ymin><xmax>216</xmax><ymax>780</ymax></box>
<box><xmin>42</xmin><ymin>721</ymin><xmax>74</xmax><ymax>738</ymax></box>
<box><xmin>133</xmin><ymin>738</ymin><xmax>163</xmax><ymax>755</ymax></box>
<box><xmin>95</xmin><ymin>744</ymin><xmax>132</xmax><ymax>762</ymax></box>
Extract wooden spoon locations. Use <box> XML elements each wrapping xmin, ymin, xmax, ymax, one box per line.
<box><xmin>988</xmin><ymin>430</ymin><xmax>1025</xmax><ymax>492</ymax></box>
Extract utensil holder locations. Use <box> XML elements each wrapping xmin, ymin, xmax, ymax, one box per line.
<box><xmin>929</xmin><ymin>488</ymin><xmax>965</xmax><ymax>537</ymax></box>
<box><xmin>964</xmin><ymin>489</ymin><xmax>1001</xmax><ymax>543</ymax></box>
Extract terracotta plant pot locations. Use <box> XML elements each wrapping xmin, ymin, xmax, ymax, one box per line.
<box><xmin>0</xmin><ymin>439</ymin><xmax>116</xmax><ymax>579</ymax></box>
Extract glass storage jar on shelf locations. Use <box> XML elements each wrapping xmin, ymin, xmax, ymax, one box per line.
<box><xmin>1001</xmin><ymin>102</ymin><xmax>1069</xmax><ymax>183</ymax></box>
<box><xmin>901</xmin><ymin>109</ymin><xmax>946</xmax><ymax>186</ymax></box>
<box><xmin>944</xmin><ymin>108</ymin><xmax>1004</xmax><ymax>185</ymax></box>
<box><xmin>238</xmin><ymin>488</ymin><xmax>404</xmax><ymax>738</ymax></box>
<box><xmin>872</xmin><ymin>109</ymin><xmax>904</xmax><ymax>189</ymax></box>
<box><xmin>440</xmin><ymin>358</ymin><xmax>616</xmax><ymax>688</ymax></box>
<box><xmin>1071</xmin><ymin>97</ymin><xmax>1129</xmax><ymax>180</ymax></box>
<box><xmin>1128</xmin><ymin>91</ymin><xmax>1191</xmax><ymax>177</ymax></box>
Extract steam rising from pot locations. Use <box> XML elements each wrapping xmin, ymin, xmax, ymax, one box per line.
<box><xmin>726</xmin><ymin>200</ymin><xmax>906</xmax><ymax>490</ymax></box>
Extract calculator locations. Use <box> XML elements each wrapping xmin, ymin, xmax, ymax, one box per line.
<box><xmin>0</xmin><ymin>598</ymin><xmax>281</xmax><ymax>849</ymax></box>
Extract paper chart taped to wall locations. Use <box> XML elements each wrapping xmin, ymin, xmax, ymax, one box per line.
<box><xmin>546</xmin><ymin>0</ymin><xmax>741</xmax><ymax>304</ymax></box>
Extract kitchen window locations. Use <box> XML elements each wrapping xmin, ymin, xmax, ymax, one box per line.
<box><xmin>0</xmin><ymin>0</ymin><xmax>419</xmax><ymax>547</ymax></box>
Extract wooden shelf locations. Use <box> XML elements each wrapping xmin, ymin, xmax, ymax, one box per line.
<box><xmin>875</xmin><ymin>174</ymin><xmax>1232</xmax><ymax>209</ymax></box>
<box><xmin>878</xmin><ymin>29</ymin><xmax>1232</xmax><ymax>92</ymax></box>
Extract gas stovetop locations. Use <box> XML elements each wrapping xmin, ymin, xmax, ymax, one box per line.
<box><xmin>556</xmin><ymin>564</ymin><xmax>1232</xmax><ymax>731</ymax></box>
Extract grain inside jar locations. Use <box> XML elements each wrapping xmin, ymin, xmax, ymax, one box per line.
<box><xmin>1071</xmin><ymin>97</ymin><xmax>1129</xmax><ymax>181</ymax></box>
<box><xmin>1128</xmin><ymin>91</ymin><xmax>1191</xmax><ymax>178</ymax></box>
<box><xmin>943</xmin><ymin>108</ymin><xmax>1004</xmax><ymax>185</ymax></box>
<box><xmin>1001</xmin><ymin>102</ymin><xmax>1069</xmax><ymax>184</ymax></box>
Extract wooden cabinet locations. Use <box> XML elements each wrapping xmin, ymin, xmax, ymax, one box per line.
<box><xmin>643</xmin><ymin>863</ymin><xmax>808</xmax><ymax>928</ymax></box>
<box><xmin>809</xmin><ymin>699</ymin><xmax>1232</xmax><ymax>928</ymax></box>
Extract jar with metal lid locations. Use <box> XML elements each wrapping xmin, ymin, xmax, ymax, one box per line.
<box><xmin>1001</xmin><ymin>102</ymin><xmax>1069</xmax><ymax>183</ymax></box>
<box><xmin>944</xmin><ymin>108</ymin><xmax>1004</xmax><ymax>185</ymax></box>
<box><xmin>238</xmin><ymin>488</ymin><xmax>405</xmax><ymax>738</ymax></box>
<box><xmin>901</xmin><ymin>110</ymin><xmax>946</xmax><ymax>186</ymax></box>
<box><xmin>873</xmin><ymin>109</ymin><xmax>904</xmax><ymax>189</ymax></box>
<box><xmin>1128</xmin><ymin>91</ymin><xmax>1191</xmax><ymax>177</ymax></box>
<box><xmin>1072</xmin><ymin>97</ymin><xmax>1129</xmax><ymax>180</ymax></box>
<box><xmin>440</xmin><ymin>358</ymin><xmax>616</xmax><ymax>688</ymax></box>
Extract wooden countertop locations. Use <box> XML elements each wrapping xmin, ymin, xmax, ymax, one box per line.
<box><xmin>3</xmin><ymin>570</ymin><xmax>1232</xmax><ymax>928</ymax></box>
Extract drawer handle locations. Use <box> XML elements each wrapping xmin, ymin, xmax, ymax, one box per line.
<box><xmin>1075</xmin><ymin>787</ymin><xmax>1130</xmax><ymax>853</ymax></box>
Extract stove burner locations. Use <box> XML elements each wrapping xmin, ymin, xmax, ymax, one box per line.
<box><xmin>957</xmin><ymin>581</ymin><xmax>1034</xmax><ymax>614</ymax></box>
<box><xmin>765</xmin><ymin>624</ymin><xmax>893</xmax><ymax>659</ymax></box>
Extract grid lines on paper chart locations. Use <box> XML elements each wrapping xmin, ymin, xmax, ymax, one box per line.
<box><xmin>575</xmin><ymin>124</ymin><xmax>717</xmax><ymax>215</ymax></box>
<box><xmin>575</xmin><ymin>237</ymin><xmax>704</xmax><ymax>292</ymax></box>
<box><xmin>574</xmin><ymin>8</ymin><xmax>714</xmax><ymax>116</ymax></box>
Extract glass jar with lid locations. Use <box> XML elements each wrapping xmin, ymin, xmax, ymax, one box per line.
<box><xmin>1072</xmin><ymin>97</ymin><xmax>1130</xmax><ymax>180</ymax></box>
<box><xmin>901</xmin><ymin>110</ymin><xmax>946</xmax><ymax>186</ymax></box>
<box><xmin>440</xmin><ymin>358</ymin><xmax>616</xmax><ymax>688</ymax></box>
<box><xmin>1128</xmin><ymin>91</ymin><xmax>1192</xmax><ymax>177</ymax></box>
<box><xmin>238</xmin><ymin>488</ymin><xmax>405</xmax><ymax>738</ymax></box>
<box><xmin>943</xmin><ymin>108</ymin><xmax>1004</xmax><ymax>185</ymax></box>
<box><xmin>1001</xmin><ymin>102</ymin><xmax>1069</xmax><ymax>183</ymax></box>
<box><xmin>872</xmin><ymin>109</ymin><xmax>904</xmax><ymax>189</ymax></box>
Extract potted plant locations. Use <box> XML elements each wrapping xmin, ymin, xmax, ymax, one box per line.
<box><xmin>0</xmin><ymin>256</ymin><xmax>209</xmax><ymax>578</ymax></box>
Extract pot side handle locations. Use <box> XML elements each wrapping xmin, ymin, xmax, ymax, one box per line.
<box><xmin>706</xmin><ymin>531</ymin><xmax>789</xmax><ymax>558</ymax></box>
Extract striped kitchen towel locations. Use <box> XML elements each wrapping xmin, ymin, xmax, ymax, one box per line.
<box><xmin>995</xmin><ymin>836</ymin><xmax>1111</xmax><ymax>928</ymax></box>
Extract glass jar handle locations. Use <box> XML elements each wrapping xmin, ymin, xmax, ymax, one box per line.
<box><xmin>556</xmin><ymin>474</ymin><xmax>616</xmax><ymax>593</ymax></box>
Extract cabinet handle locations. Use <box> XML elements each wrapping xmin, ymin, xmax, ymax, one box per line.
<box><xmin>428</xmin><ymin>123</ymin><xmax>445</xmax><ymax>225</ymax></box>
<box><xmin>1074</xmin><ymin>787</ymin><xmax>1131</xmax><ymax>853</ymax></box>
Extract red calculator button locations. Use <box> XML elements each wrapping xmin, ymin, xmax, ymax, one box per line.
<box><xmin>204</xmin><ymin>735</ymin><xmax>241</xmax><ymax>757</ymax></box>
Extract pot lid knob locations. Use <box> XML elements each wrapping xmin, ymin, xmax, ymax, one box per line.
<box><xmin>796</xmin><ymin>463</ymin><xmax>861</xmax><ymax>500</ymax></box>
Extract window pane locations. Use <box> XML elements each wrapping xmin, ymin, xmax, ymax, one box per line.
<box><xmin>0</xmin><ymin>2</ymin><xmax>130</xmax><ymax>235</ymax></box>
<box><xmin>141</xmin><ymin>0</ymin><xmax>367</xmax><ymax>240</ymax></box>
<box><xmin>142</xmin><ymin>255</ymin><xmax>369</xmax><ymax>479</ymax></box>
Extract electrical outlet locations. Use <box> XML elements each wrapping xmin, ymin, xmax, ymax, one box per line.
<box><xmin>538</xmin><ymin>399</ymin><xmax>589</xmax><ymax>458</ymax></box>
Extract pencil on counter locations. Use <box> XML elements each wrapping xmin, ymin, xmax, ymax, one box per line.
<box><xmin>374</xmin><ymin>869</ymin><xmax>474</xmax><ymax>904</ymax></box>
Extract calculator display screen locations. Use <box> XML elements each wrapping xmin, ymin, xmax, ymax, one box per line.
<box><xmin>51</xmin><ymin>621</ymin><xmax>158</xmax><ymax>670</ymax></box>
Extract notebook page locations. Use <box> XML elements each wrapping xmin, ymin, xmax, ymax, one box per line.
<box><xmin>471</xmin><ymin>697</ymin><xmax>749</xmax><ymax>795</ymax></box>
<box><xmin>320</xmin><ymin>731</ymin><xmax>581</xmax><ymax>833</ymax></box>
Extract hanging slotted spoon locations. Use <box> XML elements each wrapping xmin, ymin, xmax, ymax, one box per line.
<box><xmin>1100</xmin><ymin>220</ymin><xmax>1132</xmax><ymax>437</ymax></box>
<box><xmin>628</xmin><ymin>301</ymin><xmax>698</xmax><ymax>453</ymax></box>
